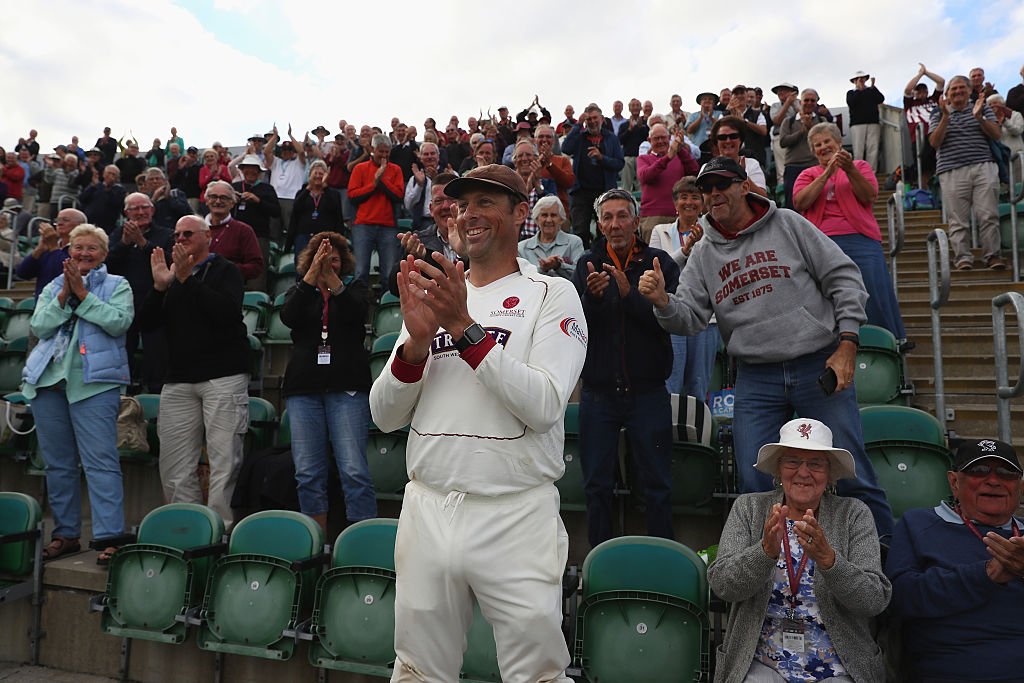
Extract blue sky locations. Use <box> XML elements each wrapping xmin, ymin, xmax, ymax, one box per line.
<box><xmin>4</xmin><ymin>0</ymin><xmax>1022</xmax><ymax>151</ymax></box>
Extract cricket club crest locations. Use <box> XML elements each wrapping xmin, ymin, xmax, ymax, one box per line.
<box><xmin>797</xmin><ymin>423</ymin><xmax>813</xmax><ymax>440</ymax></box>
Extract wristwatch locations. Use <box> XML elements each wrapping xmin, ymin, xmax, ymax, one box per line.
<box><xmin>454</xmin><ymin>322</ymin><xmax>487</xmax><ymax>352</ymax></box>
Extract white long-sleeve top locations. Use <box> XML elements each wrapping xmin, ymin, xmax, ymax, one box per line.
<box><xmin>370</xmin><ymin>259</ymin><xmax>588</xmax><ymax>496</ymax></box>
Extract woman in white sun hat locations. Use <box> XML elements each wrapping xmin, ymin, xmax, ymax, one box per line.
<box><xmin>708</xmin><ymin>418</ymin><xmax>892</xmax><ymax>683</ymax></box>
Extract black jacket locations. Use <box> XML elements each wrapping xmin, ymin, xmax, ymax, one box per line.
<box><xmin>138</xmin><ymin>255</ymin><xmax>249</xmax><ymax>383</ymax></box>
<box><xmin>106</xmin><ymin>222</ymin><xmax>174</xmax><ymax>309</ymax></box>
<box><xmin>80</xmin><ymin>182</ymin><xmax>127</xmax><ymax>233</ymax></box>
<box><xmin>287</xmin><ymin>186</ymin><xmax>344</xmax><ymax>249</ymax></box>
<box><xmin>571</xmin><ymin>236</ymin><xmax>681</xmax><ymax>393</ymax></box>
<box><xmin>280</xmin><ymin>279</ymin><xmax>371</xmax><ymax>396</ymax></box>
<box><xmin>232</xmin><ymin>180</ymin><xmax>280</xmax><ymax>239</ymax></box>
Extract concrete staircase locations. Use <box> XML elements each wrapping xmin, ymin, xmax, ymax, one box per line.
<box><xmin>876</xmin><ymin>199</ymin><xmax>1024</xmax><ymax>447</ymax></box>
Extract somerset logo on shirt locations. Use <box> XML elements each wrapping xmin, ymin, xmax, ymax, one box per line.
<box><xmin>431</xmin><ymin>327</ymin><xmax>512</xmax><ymax>356</ymax></box>
<box><xmin>490</xmin><ymin>295</ymin><xmax>525</xmax><ymax>318</ymax></box>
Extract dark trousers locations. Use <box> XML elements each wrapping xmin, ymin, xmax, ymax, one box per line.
<box><xmin>569</xmin><ymin>188</ymin><xmax>603</xmax><ymax>249</ymax></box>
<box><xmin>579</xmin><ymin>386</ymin><xmax>674</xmax><ymax>549</ymax></box>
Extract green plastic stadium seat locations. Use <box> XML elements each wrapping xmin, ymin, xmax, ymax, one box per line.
<box><xmin>0</xmin><ymin>337</ymin><xmax>28</xmax><ymax>395</ymax></box>
<box><xmin>276</xmin><ymin>409</ymin><xmax>291</xmax><ymax>447</ymax></box>
<box><xmin>371</xmin><ymin>332</ymin><xmax>399</xmax><ymax>354</ymax></box>
<box><xmin>366</xmin><ymin>424</ymin><xmax>409</xmax><ymax>501</ymax></box>
<box><xmin>307</xmin><ymin>519</ymin><xmax>398</xmax><ymax>675</ymax></box>
<box><xmin>274</xmin><ymin>252</ymin><xmax>295</xmax><ymax>273</ymax></box>
<box><xmin>854</xmin><ymin>325</ymin><xmax>903</xmax><ymax>405</ymax></box>
<box><xmin>1</xmin><ymin>310</ymin><xmax>32</xmax><ymax>345</ymax></box>
<box><xmin>575</xmin><ymin>537</ymin><xmax>709</xmax><ymax>682</ymax></box>
<box><xmin>15</xmin><ymin>297</ymin><xmax>36</xmax><ymax>311</ymax></box>
<box><xmin>96</xmin><ymin>504</ymin><xmax>225</xmax><ymax>645</ymax></box>
<box><xmin>556</xmin><ymin>404</ymin><xmax>586</xmax><ymax>512</ymax></box>
<box><xmin>0</xmin><ymin>491</ymin><xmax>44</xmax><ymax>664</ymax></box>
<box><xmin>372</xmin><ymin>302</ymin><xmax>403</xmax><ymax>337</ymax></box>
<box><xmin>243</xmin><ymin>291</ymin><xmax>271</xmax><ymax>309</ymax></box>
<box><xmin>247</xmin><ymin>397</ymin><xmax>277</xmax><ymax>453</ymax></box>
<box><xmin>860</xmin><ymin>405</ymin><xmax>952</xmax><ymax>520</ymax></box>
<box><xmin>461</xmin><ymin>598</ymin><xmax>500</xmax><ymax>682</ymax></box>
<box><xmin>668</xmin><ymin>442</ymin><xmax>720</xmax><ymax>513</ymax></box>
<box><xmin>197</xmin><ymin>510</ymin><xmax>325</xmax><ymax>661</ymax></box>
<box><xmin>379</xmin><ymin>292</ymin><xmax>400</xmax><ymax>306</ymax></box>
<box><xmin>264</xmin><ymin>304</ymin><xmax>292</xmax><ymax>345</ymax></box>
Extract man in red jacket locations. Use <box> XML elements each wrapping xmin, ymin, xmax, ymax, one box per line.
<box><xmin>347</xmin><ymin>134</ymin><xmax>405</xmax><ymax>284</ymax></box>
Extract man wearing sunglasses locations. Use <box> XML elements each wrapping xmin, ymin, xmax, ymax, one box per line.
<box><xmin>141</xmin><ymin>215</ymin><xmax>250</xmax><ymax>527</ymax></box>
<box><xmin>638</xmin><ymin>156</ymin><xmax>893</xmax><ymax>540</ymax></box>
<box><xmin>885</xmin><ymin>439</ymin><xmax>1024</xmax><ymax>682</ymax></box>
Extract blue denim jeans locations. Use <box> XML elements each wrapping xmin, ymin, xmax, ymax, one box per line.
<box><xmin>579</xmin><ymin>387</ymin><xmax>674</xmax><ymax>548</ymax></box>
<box><xmin>667</xmin><ymin>324</ymin><xmax>721</xmax><ymax>401</ymax></box>
<box><xmin>733</xmin><ymin>346</ymin><xmax>894</xmax><ymax>539</ymax></box>
<box><xmin>352</xmin><ymin>224</ymin><xmax>402</xmax><ymax>284</ymax></box>
<box><xmin>829</xmin><ymin>233</ymin><xmax>906</xmax><ymax>340</ymax></box>
<box><xmin>286</xmin><ymin>392</ymin><xmax>376</xmax><ymax>521</ymax></box>
<box><xmin>32</xmin><ymin>387</ymin><xmax>125</xmax><ymax>540</ymax></box>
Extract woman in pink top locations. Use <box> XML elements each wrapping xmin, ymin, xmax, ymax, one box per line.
<box><xmin>636</xmin><ymin>123</ymin><xmax>698</xmax><ymax>243</ymax></box>
<box><xmin>198</xmin><ymin>148</ymin><xmax>232</xmax><ymax>212</ymax></box>
<box><xmin>794</xmin><ymin>122</ymin><xmax>905</xmax><ymax>340</ymax></box>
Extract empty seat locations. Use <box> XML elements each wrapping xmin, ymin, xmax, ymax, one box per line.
<box><xmin>0</xmin><ymin>491</ymin><xmax>44</xmax><ymax>664</ymax></box>
<box><xmin>263</xmin><ymin>304</ymin><xmax>292</xmax><ymax>345</ymax></box>
<box><xmin>575</xmin><ymin>537</ymin><xmax>709</xmax><ymax>682</ymax></box>
<box><xmin>247</xmin><ymin>397</ymin><xmax>277</xmax><ymax>453</ymax></box>
<box><xmin>307</xmin><ymin>519</ymin><xmax>398</xmax><ymax>675</ymax></box>
<box><xmin>276</xmin><ymin>409</ymin><xmax>291</xmax><ymax>448</ymax></box>
<box><xmin>860</xmin><ymin>405</ymin><xmax>952</xmax><ymax>520</ymax></box>
<box><xmin>15</xmin><ymin>297</ymin><xmax>36</xmax><ymax>311</ymax></box>
<box><xmin>556</xmin><ymin>403</ymin><xmax>586</xmax><ymax>512</ymax></box>
<box><xmin>197</xmin><ymin>510</ymin><xmax>325</xmax><ymax>661</ymax></box>
<box><xmin>369</xmin><ymin>333</ymin><xmax>400</xmax><ymax>382</ymax></box>
<box><xmin>1</xmin><ymin>311</ymin><xmax>32</xmax><ymax>346</ymax></box>
<box><xmin>94</xmin><ymin>503</ymin><xmax>225</xmax><ymax>647</ymax></box>
<box><xmin>366</xmin><ymin>422</ymin><xmax>409</xmax><ymax>501</ymax></box>
<box><xmin>372</xmin><ymin>302</ymin><xmax>403</xmax><ymax>338</ymax></box>
<box><xmin>0</xmin><ymin>336</ymin><xmax>28</xmax><ymax>395</ymax></box>
<box><xmin>854</xmin><ymin>325</ymin><xmax>903</xmax><ymax>406</ymax></box>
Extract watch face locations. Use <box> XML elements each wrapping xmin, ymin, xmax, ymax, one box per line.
<box><xmin>464</xmin><ymin>323</ymin><xmax>487</xmax><ymax>345</ymax></box>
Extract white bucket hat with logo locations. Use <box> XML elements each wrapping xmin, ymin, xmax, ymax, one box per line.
<box><xmin>755</xmin><ymin>418</ymin><xmax>857</xmax><ymax>483</ymax></box>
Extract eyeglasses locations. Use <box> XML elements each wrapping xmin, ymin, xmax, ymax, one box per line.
<box><xmin>125</xmin><ymin>204</ymin><xmax>153</xmax><ymax>212</ymax></box>
<box><xmin>962</xmin><ymin>463</ymin><xmax>1022</xmax><ymax>481</ymax></box>
<box><xmin>715</xmin><ymin>133</ymin><xmax>741</xmax><ymax>141</ymax></box>
<box><xmin>779</xmin><ymin>455</ymin><xmax>829</xmax><ymax>473</ymax></box>
<box><xmin>206</xmin><ymin>195</ymin><xmax>234</xmax><ymax>203</ymax></box>
<box><xmin>696</xmin><ymin>177</ymin><xmax>742</xmax><ymax>193</ymax></box>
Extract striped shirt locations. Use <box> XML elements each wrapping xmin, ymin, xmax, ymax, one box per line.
<box><xmin>930</xmin><ymin>104</ymin><xmax>997</xmax><ymax>175</ymax></box>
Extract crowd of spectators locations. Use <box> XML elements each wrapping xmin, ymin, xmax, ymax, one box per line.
<box><xmin>7</xmin><ymin>63</ymin><xmax>1024</xmax><ymax>680</ymax></box>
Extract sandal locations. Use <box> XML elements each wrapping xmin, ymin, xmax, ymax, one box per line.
<box><xmin>96</xmin><ymin>546</ymin><xmax>120</xmax><ymax>567</ymax></box>
<box><xmin>42</xmin><ymin>536</ymin><xmax>81</xmax><ymax>561</ymax></box>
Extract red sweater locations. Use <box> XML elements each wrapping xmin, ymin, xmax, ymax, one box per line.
<box><xmin>2</xmin><ymin>164</ymin><xmax>26</xmax><ymax>200</ymax></box>
<box><xmin>208</xmin><ymin>216</ymin><xmax>265</xmax><ymax>280</ymax></box>
<box><xmin>347</xmin><ymin>160</ymin><xmax>404</xmax><ymax>227</ymax></box>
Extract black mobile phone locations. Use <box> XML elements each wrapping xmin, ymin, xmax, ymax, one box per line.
<box><xmin>817</xmin><ymin>367</ymin><xmax>838</xmax><ymax>396</ymax></box>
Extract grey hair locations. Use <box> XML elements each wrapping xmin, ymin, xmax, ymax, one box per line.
<box><xmin>308</xmin><ymin>159</ymin><xmax>328</xmax><ymax>174</ymax></box>
<box><xmin>204</xmin><ymin>180</ymin><xmax>234</xmax><ymax>199</ymax></box>
<box><xmin>124</xmin><ymin>192</ymin><xmax>153</xmax><ymax>208</ymax></box>
<box><xmin>513</xmin><ymin>140</ymin><xmax>539</xmax><ymax>158</ymax></box>
<box><xmin>371</xmin><ymin>134</ymin><xmax>392</xmax><ymax>149</ymax></box>
<box><xmin>68</xmin><ymin>223</ymin><xmax>109</xmax><ymax>251</ymax></box>
<box><xmin>104</xmin><ymin>164</ymin><xmax>120</xmax><ymax>178</ymax></box>
<box><xmin>59</xmin><ymin>208</ymin><xmax>88</xmax><ymax>224</ymax></box>
<box><xmin>532</xmin><ymin>194</ymin><xmax>565</xmax><ymax>222</ymax></box>
<box><xmin>807</xmin><ymin>122</ymin><xmax>842</xmax><ymax>145</ymax></box>
<box><xmin>145</xmin><ymin>167</ymin><xmax>166</xmax><ymax>179</ymax></box>
<box><xmin>947</xmin><ymin>75</ymin><xmax>970</xmax><ymax>92</ymax></box>
<box><xmin>800</xmin><ymin>88</ymin><xmax>819</xmax><ymax>101</ymax></box>
<box><xmin>594</xmin><ymin>188</ymin><xmax>639</xmax><ymax>217</ymax></box>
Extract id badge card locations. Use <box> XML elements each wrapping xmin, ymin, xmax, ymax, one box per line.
<box><xmin>782</xmin><ymin>618</ymin><xmax>805</xmax><ymax>652</ymax></box>
<box><xmin>317</xmin><ymin>344</ymin><xmax>331</xmax><ymax>365</ymax></box>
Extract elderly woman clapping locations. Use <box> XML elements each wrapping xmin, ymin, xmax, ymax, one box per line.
<box><xmin>517</xmin><ymin>195</ymin><xmax>583</xmax><ymax>279</ymax></box>
<box><xmin>23</xmin><ymin>224</ymin><xmax>134</xmax><ymax>566</ymax></box>
<box><xmin>708</xmin><ymin>418</ymin><xmax>891</xmax><ymax>683</ymax></box>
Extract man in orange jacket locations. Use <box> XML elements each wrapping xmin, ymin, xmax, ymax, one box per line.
<box><xmin>348</xmin><ymin>134</ymin><xmax>406</xmax><ymax>283</ymax></box>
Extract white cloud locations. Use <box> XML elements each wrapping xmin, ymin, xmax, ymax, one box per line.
<box><xmin>3</xmin><ymin>0</ymin><xmax>1020</xmax><ymax>153</ymax></box>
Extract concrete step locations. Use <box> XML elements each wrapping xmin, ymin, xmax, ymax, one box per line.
<box><xmin>908</xmin><ymin>328</ymin><xmax>1019</xmax><ymax>356</ymax></box>
<box><xmin>912</xmin><ymin>394</ymin><xmax>1024</xmax><ymax>440</ymax></box>
<box><xmin>907</xmin><ymin>351</ymin><xmax>1019</xmax><ymax>377</ymax></box>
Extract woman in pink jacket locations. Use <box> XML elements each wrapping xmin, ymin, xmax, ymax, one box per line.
<box><xmin>794</xmin><ymin>122</ymin><xmax>905</xmax><ymax>340</ymax></box>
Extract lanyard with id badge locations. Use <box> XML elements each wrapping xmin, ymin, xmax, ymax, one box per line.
<box><xmin>780</xmin><ymin>522</ymin><xmax>811</xmax><ymax>653</ymax></box>
<box><xmin>318</xmin><ymin>291</ymin><xmax>332</xmax><ymax>364</ymax></box>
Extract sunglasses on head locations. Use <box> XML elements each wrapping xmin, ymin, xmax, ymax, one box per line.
<box><xmin>962</xmin><ymin>463</ymin><xmax>1021</xmax><ymax>481</ymax></box>
<box><xmin>697</xmin><ymin>176</ymin><xmax>742</xmax><ymax>193</ymax></box>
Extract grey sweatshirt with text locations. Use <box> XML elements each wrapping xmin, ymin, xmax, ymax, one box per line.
<box><xmin>654</xmin><ymin>196</ymin><xmax>867</xmax><ymax>364</ymax></box>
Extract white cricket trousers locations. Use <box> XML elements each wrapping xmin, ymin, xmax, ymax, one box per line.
<box><xmin>390</xmin><ymin>480</ymin><xmax>572</xmax><ymax>683</ymax></box>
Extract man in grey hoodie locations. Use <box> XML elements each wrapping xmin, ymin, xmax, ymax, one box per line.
<box><xmin>638</xmin><ymin>157</ymin><xmax>893</xmax><ymax>539</ymax></box>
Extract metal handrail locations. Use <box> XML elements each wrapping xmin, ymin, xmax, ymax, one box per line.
<box><xmin>1008</xmin><ymin>151</ymin><xmax>1023</xmax><ymax>283</ymax></box>
<box><xmin>0</xmin><ymin>208</ymin><xmax>21</xmax><ymax>289</ymax></box>
<box><xmin>927</xmin><ymin>229</ymin><xmax>951</xmax><ymax>431</ymax></box>
<box><xmin>992</xmin><ymin>291</ymin><xmax>1024</xmax><ymax>442</ymax></box>
<box><xmin>885</xmin><ymin>185</ymin><xmax>906</xmax><ymax>291</ymax></box>
<box><xmin>915</xmin><ymin>133</ymin><xmax>926</xmax><ymax>191</ymax></box>
<box><xmin>56</xmin><ymin>194</ymin><xmax>79</xmax><ymax>211</ymax></box>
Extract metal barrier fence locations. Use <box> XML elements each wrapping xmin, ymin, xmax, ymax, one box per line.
<box><xmin>992</xmin><ymin>292</ymin><xmax>1024</xmax><ymax>443</ymax></box>
<box><xmin>926</xmin><ymin>229</ymin><xmax>951</xmax><ymax>431</ymax></box>
<box><xmin>886</xmin><ymin>185</ymin><xmax>906</xmax><ymax>292</ymax></box>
